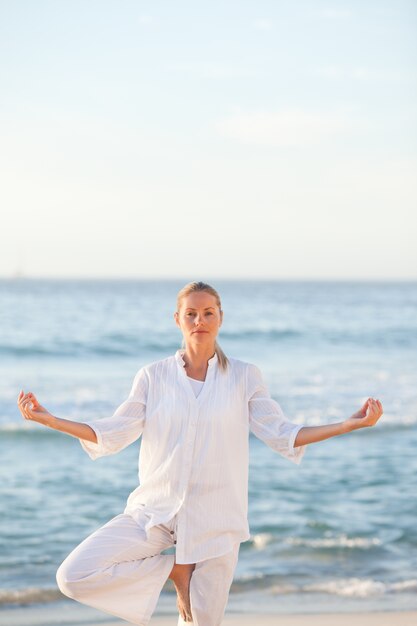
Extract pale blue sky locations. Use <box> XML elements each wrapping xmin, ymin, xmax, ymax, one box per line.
<box><xmin>1</xmin><ymin>1</ymin><xmax>416</xmax><ymax>279</ymax></box>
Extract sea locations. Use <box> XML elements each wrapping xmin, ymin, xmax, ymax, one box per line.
<box><xmin>1</xmin><ymin>278</ymin><xmax>416</xmax><ymax>623</ymax></box>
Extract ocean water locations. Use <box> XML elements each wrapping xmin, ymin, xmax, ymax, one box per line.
<box><xmin>1</xmin><ymin>278</ymin><xmax>417</xmax><ymax>619</ymax></box>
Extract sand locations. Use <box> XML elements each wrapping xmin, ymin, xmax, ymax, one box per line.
<box><xmin>2</xmin><ymin>609</ymin><xmax>417</xmax><ymax>626</ymax></box>
<box><xmin>152</xmin><ymin>614</ymin><xmax>417</xmax><ymax>626</ymax></box>
<box><xmin>154</xmin><ymin>614</ymin><xmax>416</xmax><ymax>626</ymax></box>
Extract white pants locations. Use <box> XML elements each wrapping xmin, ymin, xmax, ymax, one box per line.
<box><xmin>56</xmin><ymin>510</ymin><xmax>240</xmax><ymax>626</ymax></box>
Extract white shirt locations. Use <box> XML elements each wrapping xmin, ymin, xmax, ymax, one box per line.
<box><xmin>80</xmin><ymin>349</ymin><xmax>307</xmax><ymax>564</ymax></box>
<box><xmin>187</xmin><ymin>376</ymin><xmax>205</xmax><ymax>397</ymax></box>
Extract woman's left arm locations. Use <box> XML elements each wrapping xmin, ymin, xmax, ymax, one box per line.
<box><xmin>294</xmin><ymin>398</ymin><xmax>383</xmax><ymax>447</ymax></box>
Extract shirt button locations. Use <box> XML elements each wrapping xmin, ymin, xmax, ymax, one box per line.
<box><xmin>170</xmin><ymin>530</ymin><xmax>175</xmax><ymax>534</ymax></box>
<box><xmin>174</xmin><ymin>540</ymin><xmax>177</xmax><ymax>544</ymax></box>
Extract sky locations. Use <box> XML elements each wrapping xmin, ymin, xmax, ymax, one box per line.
<box><xmin>1</xmin><ymin>0</ymin><xmax>416</xmax><ymax>280</ymax></box>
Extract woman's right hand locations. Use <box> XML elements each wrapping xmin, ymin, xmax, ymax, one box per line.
<box><xmin>17</xmin><ymin>391</ymin><xmax>53</xmax><ymax>425</ymax></box>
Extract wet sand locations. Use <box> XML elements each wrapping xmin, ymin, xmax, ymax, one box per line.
<box><xmin>2</xmin><ymin>607</ymin><xmax>417</xmax><ymax>626</ymax></box>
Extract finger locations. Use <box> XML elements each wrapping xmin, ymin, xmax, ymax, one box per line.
<box><xmin>360</xmin><ymin>398</ymin><xmax>370</xmax><ymax>412</ymax></box>
<box><xmin>19</xmin><ymin>392</ymin><xmax>31</xmax><ymax>404</ymax></box>
<box><xmin>26</xmin><ymin>392</ymin><xmax>40</xmax><ymax>408</ymax></box>
<box><xmin>23</xmin><ymin>402</ymin><xmax>35</xmax><ymax>417</ymax></box>
<box><xmin>366</xmin><ymin>401</ymin><xmax>376</xmax><ymax>417</ymax></box>
<box><xmin>369</xmin><ymin>401</ymin><xmax>381</xmax><ymax>418</ymax></box>
<box><xmin>21</xmin><ymin>405</ymin><xmax>31</xmax><ymax>420</ymax></box>
<box><xmin>20</xmin><ymin>405</ymin><xmax>30</xmax><ymax>417</ymax></box>
<box><xmin>27</xmin><ymin>393</ymin><xmax>38</xmax><ymax>407</ymax></box>
<box><xmin>31</xmin><ymin>395</ymin><xmax>41</xmax><ymax>408</ymax></box>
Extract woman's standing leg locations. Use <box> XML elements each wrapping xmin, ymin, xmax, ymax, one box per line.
<box><xmin>56</xmin><ymin>511</ymin><xmax>175</xmax><ymax>626</ymax></box>
<box><xmin>177</xmin><ymin>542</ymin><xmax>240</xmax><ymax>626</ymax></box>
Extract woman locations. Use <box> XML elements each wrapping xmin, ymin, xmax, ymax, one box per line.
<box><xmin>17</xmin><ymin>281</ymin><xmax>383</xmax><ymax>626</ymax></box>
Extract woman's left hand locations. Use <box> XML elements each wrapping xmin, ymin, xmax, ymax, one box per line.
<box><xmin>343</xmin><ymin>398</ymin><xmax>384</xmax><ymax>431</ymax></box>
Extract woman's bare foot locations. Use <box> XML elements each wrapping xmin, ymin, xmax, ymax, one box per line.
<box><xmin>169</xmin><ymin>562</ymin><xmax>196</xmax><ymax>622</ymax></box>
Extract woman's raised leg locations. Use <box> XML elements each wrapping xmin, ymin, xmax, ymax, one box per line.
<box><xmin>56</xmin><ymin>512</ymin><xmax>175</xmax><ymax>626</ymax></box>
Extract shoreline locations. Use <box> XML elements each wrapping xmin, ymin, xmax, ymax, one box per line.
<box><xmin>2</xmin><ymin>603</ymin><xmax>417</xmax><ymax>626</ymax></box>
<box><xmin>2</xmin><ymin>613</ymin><xmax>417</xmax><ymax>626</ymax></box>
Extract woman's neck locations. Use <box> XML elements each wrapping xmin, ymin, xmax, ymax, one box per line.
<box><xmin>182</xmin><ymin>345</ymin><xmax>215</xmax><ymax>381</ymax></box>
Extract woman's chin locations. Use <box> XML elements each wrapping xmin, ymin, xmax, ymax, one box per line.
<box><xmin>190</xmin><ymin>334</ymin><xmax>211</xmax><ymax>343</ymax></box>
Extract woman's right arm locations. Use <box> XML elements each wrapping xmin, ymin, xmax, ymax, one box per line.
<box><xmin>17</xmin><ymin>367</ymin><xmax>148</xmax><ymax>460</ymax></box>
<box><xmin>17</xmin><ymin>390</ymin><xmax>97</xmax><ymax>443</ymax></box>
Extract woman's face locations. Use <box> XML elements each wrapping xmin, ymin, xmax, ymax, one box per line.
<box><xmin>174</xmin><ymin>291</ymin><xmax>223</xmax><ymax>348</ymax></box>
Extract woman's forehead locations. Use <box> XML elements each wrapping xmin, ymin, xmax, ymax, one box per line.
<box><xmin>181</xmin><ymin>292</ymin><xmax>218</xmax><ymax>308</ymax></box>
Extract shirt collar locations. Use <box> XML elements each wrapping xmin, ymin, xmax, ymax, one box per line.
<box><xmin>175</xmin><ymin>348</ymin><xmax>218</xmax><ymax>369</ymax></box>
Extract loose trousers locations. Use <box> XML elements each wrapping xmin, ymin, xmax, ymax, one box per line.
<box><xmin>56</xmin><ymin>509</ymin><xmax>240</xmax><ymax>626</ymax></box>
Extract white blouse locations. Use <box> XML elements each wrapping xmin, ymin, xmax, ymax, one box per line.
<box><xmin>80</xmin><ymin>349</ymin><xmax>307</xmax><ymax>564</ymax></box>
<box><xmin>187</xmin><ymin>376</ymin><xmax>205</xmax><ymax>397</ymax></box>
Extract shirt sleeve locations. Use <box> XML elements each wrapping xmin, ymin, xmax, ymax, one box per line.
<box><xmin>247</xmin><ymin>363</ymin><xmax>306</xmax><ymax>465</ymax></box>
<box><xmin>79</xmin><ymin>367</ymin><xmax>148</xmax><ymax>460</ymax></box>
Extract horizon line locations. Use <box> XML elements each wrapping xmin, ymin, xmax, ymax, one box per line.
<box><xmin>1</xmin><ymin>275</ymin><xmax>416</xmax><ymax>283</ymax></box>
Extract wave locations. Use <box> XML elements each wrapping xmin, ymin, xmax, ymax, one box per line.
<box><xmin>283</xmin><ymin>534</ymin><xmax>382</xmax><ymax>549</ymax></box>
<box><xmin>231</xmin><ymin>575</ymin><xmax>417</xmax><ymax>597</ymax></box>
<box><xmin>0</xmin><ymin>423</ymin><xmax>64</xmax><ymax>435</ymax></box>
<box><xmin>0</xmin><ymin>339</ymin><xmax>180</xmax><ymax>358</ymax></box>
<box><xmin>1</xmin><ymin>324</ymin><xmax>416</xmax><ymax>358</ymax></box>
<box><xmin>3</xmin><ymin>577</ymin><xmax>416</xmax><ymax>607</ymax></box>
<box><xmin>0</xmin><ymin>587</ymin><xmax>61</xmax><ymax>606</ymax></box>
<box><xmin>302</xmin><ymin>577</ymin><xmax>417</xmax><ymax>597</ymax></box>
<box><xmin>220</xmin><ymin>329</ymin><xmax>301</xmax><ymax>341</ymax></box>
<box><xmin>251</xmin><ymin>532</ymin><xmax>275</xmax><ymax>549</ymax></box>
<box><xmin>245</xmin><ymin>532</ymin><xmax>382</xmax><ymax>554</ymax></box>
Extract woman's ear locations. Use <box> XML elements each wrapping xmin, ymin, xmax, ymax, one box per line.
<box><xmin>174</xmin><ymin>311</ymin><xmax>180</xmax><ymax>328</ymax></box>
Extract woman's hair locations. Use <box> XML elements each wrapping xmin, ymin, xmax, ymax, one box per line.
<box><xmin>176</xmin><ymin>281</ymin><xmax>229</xmax><ymax>371</ymax></box>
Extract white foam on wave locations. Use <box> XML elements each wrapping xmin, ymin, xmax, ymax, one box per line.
<box><xmin>3</xmin><ymin>578</ymin><xmax>417</xmax><ymax>605</ymax></box>
<box><xmin>239</xmin><ymin>576</ymin><xmax>417</xmax><ymax>597</ymax></box>
<box><xmin>304</xmin><ymin>577</ymin><xmax>417</xmax><ymax>597</ymax></box>
<box><xmin>0</xmin><ymin>587</ymin><xmax>61</xmax><ymax>605</ymax></box>
<box><xmin>390</xmin><ymin>580</ymin><xmax>417</xmax><ymax>591</ymax></box>
<box><xmin>267</xmin><ymin>582</ymin><xmax>298</xmax><ymax>594</ymax></box>
<box><xmin>285</xmin><ymin>533</ymin><xmax>381</xmax><ymax>549</ymax></box>
<box><xmin>0</xmin><ymin>422</ymin><xmax>37</xmax><ymax>432</ymax></box>
<box><xmin>251</xmin><ymin>533</ymin><xmax>275</xmax><ymax>549</ymax></box>
<box><xmin>291</xmin><ymin>385</ymin><xmax>324</xmax><ymax>397</ymax></box>
<box><xmin>250</xmin><ymin>532</ymin><xmax>381</xmax><ymax>551</ymax></box>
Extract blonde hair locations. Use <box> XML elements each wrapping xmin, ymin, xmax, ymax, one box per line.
<box><xmin>176</xmin><ymin>281</ymin><xmax>229</xmax><ymax>371</ymax></box>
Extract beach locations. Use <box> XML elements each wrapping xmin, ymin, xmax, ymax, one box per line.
<box><xmin>159</xmin><ymin>615</ymin><xmax>417</xmax><ymax>626</ymax></box>
<box><xmin>2</xmin><ymin>605</ymin><xmax>417</xmax><ymax>626</ymax></box>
